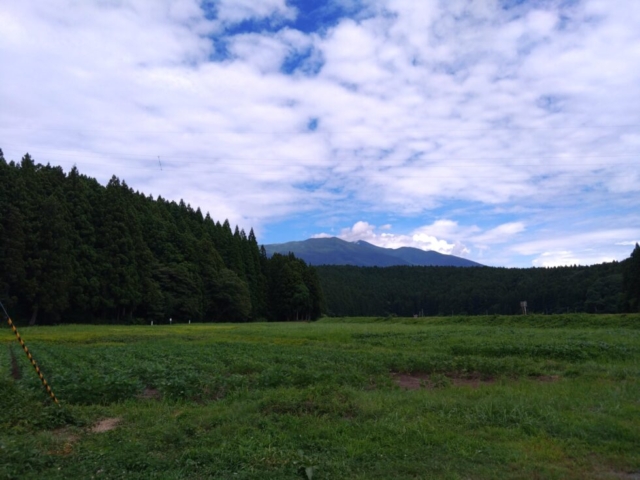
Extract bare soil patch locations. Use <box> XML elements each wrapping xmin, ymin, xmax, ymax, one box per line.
<box><xmin>47</xmin><ymin>443</ymin><xmax>75</xmax><ymax>456</ymax></box>
<box><xmin>449</xmin><ymin>373</ymin><xmax>497</xmax><ymax>388</ymax></box>
<box><xmin>393</xmin><ymin>372</ymin><xmax>430</xmax><ymax>390</ymax></box>
<box><xmin>606</xmin><ymin>471</ymin><xmax>640</xmax><ymax>480</ymax></box>
<box><xmin>392</xmin><ymin>372</ymin><xmax>496</xmax><ymax>390</ymax></box>
<box><xmin>52</xmin><ymin>427</ymin><xmax>80</xmax><ymax>443</ymax></box>
<box><xmin>48</xmin><ymin>428</ymin><xmax>80</xmax><ymax>456</ymax></box>
<box><xmin>392</xmin><ymin>372</ymin><xmax>563</xmax><ymax>390</ymax></box>
<box><xmin>91</xmin><ymin>417</ymin><xmax>121</xmax><ymax>433</ymax></box>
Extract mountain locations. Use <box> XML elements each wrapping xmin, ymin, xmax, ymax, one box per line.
<box><xmin>264</xmin><ymin>237</ymin><xmax>483</xmax><ymax>267</ymax></box>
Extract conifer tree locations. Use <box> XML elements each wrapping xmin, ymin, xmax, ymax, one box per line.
<box><xmin>0</xmin><ymin>205</ymin><xmax>27</xmax><ymax>311</ymax></box>
<box><xmin>0</xmin><ymin>154</ymin><xmax>324</xmax><ymax>323</ymax></box>
<box><xmin>623</xmin><ymin>244</ymin><xmax>640</xmax><ymax>312</ymax></box>
<box><xmin>65</xmin><ymin>166</ymin><xmax>102</xmax><ymax>319</ymax></box>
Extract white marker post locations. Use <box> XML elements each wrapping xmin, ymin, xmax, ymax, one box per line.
<box><xmin>520</xmin><ymin>301</ymin><xmax>527</xmax><ymax>315</ymax></box>
<box><xmin>169</xmin><ymin>317</ymin><xmax>172</xmax><ymax>325</ymax></box>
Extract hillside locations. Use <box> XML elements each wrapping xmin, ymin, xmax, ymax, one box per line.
<box><xmin>265</xmin><ymin>237</ymin><xmax>483</xmax><ymax>267</ymax></box>
<box><xmin>0</xmin><ymin>153</ymin><xmax>323</xmax><ymax>324</ymax></box>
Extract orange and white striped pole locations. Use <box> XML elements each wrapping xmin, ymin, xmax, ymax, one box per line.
<box><xmin>2</xmin><ymin>304</ymin><xmax>59</xmax><ymax>405</ymax></box>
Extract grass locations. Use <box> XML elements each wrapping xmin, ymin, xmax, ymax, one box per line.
<box><xmin>1</xmin><ymin>314</ymin><xmax>640</xmax><ymax>479</ymax></box>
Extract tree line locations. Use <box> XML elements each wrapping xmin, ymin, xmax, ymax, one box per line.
<box><xmin>0</xmin><ymin>151</ymin><xmax>324</xmax><ymax>324</ymax></box>
<box><xmin>317</xmin><ymin>245</ymin><xmax>640</xmax><ymax>317</ymax></box>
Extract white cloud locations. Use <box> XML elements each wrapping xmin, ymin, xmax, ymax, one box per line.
<box><xmin>213</xmin><ymin>0</ymin><xmax>296</xmax><ymax>25</ymax></box>
<box><xmin>314</xmin><ymin>220</ymin><xmax>471</xmax><ymax>256</ymax></box>
<box><xmin>412</xmin><ymin>220</ymin><xmax>479</xmax><ymax>241</ymax></box>
<box><xmin>1</xmin><ymin>0</ymin><xmax>639</xmax><ymax>265</ymax></box>
<box><xmin>312</xmin><ymin>220</ymin><xmax>640</xmax><ymax>267</ymax></box>
<box><xmin>472</xmin><ymin>222</ymin><xmax>526</xmax><ymax>245</ymax></box>
<box><xmin>532</xmin><ymin>251</ymin><xmax>616</xmax><ymax>268</ymax></box>
<box><xmin>316</xmin><ymin>218</ymin><xmax>526</xmax><ymax>258</ymax></box>
<box><xmin>511</xmin><ymin>229</ymin><xmax>640</xmax><ymax>257</ymax></box>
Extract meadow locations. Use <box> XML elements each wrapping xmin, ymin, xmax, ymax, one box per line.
<box><xmin>2</xmin><ymin>314</ymin><xmax>640</xmax><ymax>479</ymax></box>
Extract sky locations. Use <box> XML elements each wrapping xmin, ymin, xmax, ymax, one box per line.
<box><xmin>1</xmin><ymin>0</ymin><xmax>639</xmax><ymax>268</ymax></box>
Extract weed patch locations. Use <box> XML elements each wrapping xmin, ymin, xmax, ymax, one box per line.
<box><xmin>1</xmin><ymin>318</ymin><xmax>639</xmax><ymax>479</ymax></box>
<box><xmin>260</xmin><ymin>387</ymin><xmax>359</xmax><ymax>418</ymax></box>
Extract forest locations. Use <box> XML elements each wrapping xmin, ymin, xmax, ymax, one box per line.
<box><xmin>316</xmin><ymin>246</ymin><xmax>640</xmax><ymax>317</ymax></box>
<box><xmin>1</xmin><ymin>150</ymin><xmax>639</xmax><ymax>324</ymax></box>
<box><xmin>0</xmin><ymin>152</ymin><xmax>324</xmax><ymax>325</ymax></box>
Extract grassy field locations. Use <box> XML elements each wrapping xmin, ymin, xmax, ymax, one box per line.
<box><xmin>2</xmin><ymin>314</ymin><xmax>640</xmax><ymax>479</ymax></box>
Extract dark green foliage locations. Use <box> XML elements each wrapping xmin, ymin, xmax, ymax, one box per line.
<box><xmin>317</xmin><ymin>259</ymin><xmax>630</xmax><ymax>317</ymax></box>
<box><xmin>622</xmin><ymin>243</ymin><xmax>640</xmax><ymax>312</ymax></box>
<box><xmin>2</xmin><ymin>320</ymin><xmax>640</xmax><ymax>479</ymax></box>
<box><xmin>0</xmin><ymin>154</ymin><xmax>323</xmax><ymax>323</ymax></box>
<box><xmin>267</xmin><ymin>254</ymin><xmax>324</xmax><ymax>321</ymax></box>
<box><xmin>210</xmin><ymin>268</ymin><xmax>252</xmax><ymax>322</ymax></box>
<box><xmin>27</xmin><ymin>190</ymin><xmax>74</xmax><ymax>323</ymax></box>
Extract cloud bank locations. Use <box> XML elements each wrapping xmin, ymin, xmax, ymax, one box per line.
<box><xmin>1</xmin><ymin>0</ymin><xmax>639</xmax><ymax>266</ymax></box>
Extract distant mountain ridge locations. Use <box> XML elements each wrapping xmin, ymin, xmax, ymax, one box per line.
<box><xmin>264</xmin><ymin>237</ymin><xmax>483</xmax><ymax>267</ymax></box>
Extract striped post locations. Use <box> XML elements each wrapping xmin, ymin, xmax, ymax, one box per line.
<box><xmin>6</xmin><ymin>316</ymin><xmax>60</xmax><ymax>405</ymax></box>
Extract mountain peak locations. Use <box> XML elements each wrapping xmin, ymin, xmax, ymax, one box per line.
<box><xmin>264</xmin><ymin>238</ymin><xmax>483</xmax><ymax>267</ymax></box>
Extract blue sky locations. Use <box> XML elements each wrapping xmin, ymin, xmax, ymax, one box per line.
<box><xmin>1</xmin><ymin>0</ymin><xmax>639</xmax><ymax>267</ymax></box>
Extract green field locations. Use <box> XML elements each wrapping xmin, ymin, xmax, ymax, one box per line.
<box><xmin>2</xmin><ymin>315</ymin><xmax>640</xmax><ymax>479</ymax></box>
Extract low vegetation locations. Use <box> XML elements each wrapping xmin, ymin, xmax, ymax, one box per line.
<box><xmin>2</xmin><ymin>314</ymin><xmax>639</xmax><ymax>479</ymax></box>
